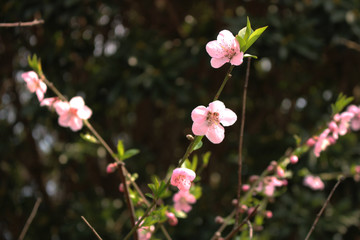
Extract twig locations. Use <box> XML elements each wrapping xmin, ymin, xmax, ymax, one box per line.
<box><xmin>304</xmin><ymin>177</ymin><xmax>344</xmax><ymax>240</ymax></box>
<box><xmin>337</xmin><ymin>38</ymin><xmax>360</xmax><ymax>52</ymax></box>
<box><xmin>213</xmin><ymin>65</ymin><xmax>234</xmax><ymax>101</ymax></box>
<box><xmin>236</xmin><ymin>58</ymin><xmax>251</xmax><ymax>225</ymax></box>
<box><xmin>81</xmin><ymin>216</ymin><xmax>103</xmax><ymax>240</ymax></box>
<box><xmin>18</xmin><ymin>197</ymin><xmax>42</xmax><ymax>240</ymax></box>
<box><xmin>223</xmin><ymin>205</ymin><xmax>259</xmax><ymax>240</ymax></box>
<box><xmin>247</xmin><ymin>220</ymin><xmax>253</xmax><ymax>239</ymax></box>
<box><xmin>0</xmin><ymin>19</ymin><xmax>44</xmax><ymax>27</ymax></box>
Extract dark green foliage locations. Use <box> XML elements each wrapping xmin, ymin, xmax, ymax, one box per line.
<box><xmin>1</xmin><ymin>0</ymin><xmax>360</xmax><ymax>239</ymax></box>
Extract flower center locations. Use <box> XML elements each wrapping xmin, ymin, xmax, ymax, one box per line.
<box><xmin>207</xmin><ymin>111</ymin><xmax>220</xmax><ymax>126</ymax></box>
<box><xmin>70</xmin><ymin>107</ymin><xmax>78</xmax><ymax>115</ymax></box>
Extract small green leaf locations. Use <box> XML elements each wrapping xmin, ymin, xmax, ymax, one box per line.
<box><xmin>145</xmin><ymin>193</ymin><xmax>154</xmax><ymax>199</ymax></box>
<box><xmin>293</xmin><ymin>134</ymin><xmax>301</xmax><ymax>147</ymax></box>
<box><xmin>193</xmin><ymin>139</ymin><xmax>203</xmax><ymax>151</ymax></box>
<box><xmin>242</xmin><ymin>26</ymin><xmax>268</xmax><ymax>53</ymax></box>
<box><xmin>122</xmin><ymin>149</ymin><xmax>140</xmax><ymax>161</ymax></box>
<box><xmin>331</xmin><ymin>93</ymin><xmax>354</xmax><ymax>115</ymax></box>
<box><xmin>237</xmin><ymin>27</ymin><xmax>247</xmax><ymax>40</ymax></box>
<box><xmin>80</xmin><ymin>133</ymin><xmax>99</xmax><ymax>143</ymax></box>
<box><xmin>202</xmin><ymin>151</ymin><xmax>211</xmax><ymax>167</ymax></box>
<box><xmin>148</xmin><ymin>183</ymin><xmax>156</xmax><ymax>193</ymax></box>
<box><xmin>245</xmin><ymin>16</ymin><xmax>253</xmax><ymax>41</ymax></box>
<box><xmin>236</xmin><ymin>34</ymin><xmax>246</xmax><ymax>52</ymax></box>
<box><xmin>191</xmin><ymin>155</ymin><xmax>198</xmax><ymax>172</ymax></box>
<box><xmin>243</xmin><ymin>53</ymin><xmax>258</xmax><ymax>59</ymax></box>
<box><xmin>182</xmin><ymin>159</ymin><xmax>192</xmax><ymax>169</ymax></box>
<box><xmin>117</xmin><ymin>140</ymin><xmax>124</xmax><ymax>158</ymax></box>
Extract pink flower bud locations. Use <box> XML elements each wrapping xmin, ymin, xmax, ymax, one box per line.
<box><xmin>277</xmin><ymin>166</ymin><xmax>285</xmax><ymax>177</ymax></box>
<box><xmin>106</xmin><ymin>163</ymin><xmax>117</xmax><ymax>173</ymax></box>
<box><xmin>215</xmin><ymin>216</ymin><xmax>224</xmax><ymax>224</ymax></box>
<box><xmin>119</xmin><ymin>183</ymin><xmax>124</xmax><ymax>192</ymax></box>
<box><xmin>306</xmin><ymin>138</ymin><xmax>316</xmax><ymax>147</ymax></box>
<box><xmin>290</xmin><ymin>155</ymin><xmax>298</xmax><ymax>164</ymax></box>
<box><xmin>265</xmin><ymin>210</ymin><xmax>273</xmax><ymax>219</ymax></box>
<box><xmin>355</xmin><ymin>165</ymin><xmax>360</xmax><ymax>174</ymax></box>
<box><xmin>241</xmin><ymin>184</ymin><xmax>250</xmax><ymax>192</ymax></box>
<box><xmin>166</xmin><ymin>212</ymin><xmax>178</xmax><ymax>226</ymax></box>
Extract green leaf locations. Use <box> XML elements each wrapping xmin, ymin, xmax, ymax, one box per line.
<box><xmin>80</xmin><ymin>133</ymin><xmax>99</xmax><ymax>143</ymax></box>
<box><xmin>235</xmin><ymin>32</ymin><xmax>246</xmax><ymax>52</ymax></box>
<box><xmin>202</xmin><ymin>151</ymin><xmax>211</xmax><ymax>167</ymax></box>
<box><xmin>293</xmin><ymin>134</ymin><xmax>301</xmax><ymax>147</ymax></box>
<box><xmin>122</xmin><ymin>149</ymin><xmax>140</xmax><ymax>161</ymax></box>
<box><xmin>331</xmin><ymin>93</ymin><xmax>354</xmax><ymax>115</ymax></box>
<box><xmin>243</xmin><ymin>53</ymin><xmax>258</xmax><ymax>59</ymax></box>
<box><xmin>117</xmin><ymin>140</ymin><xmax>124</xmax><ymax>158</ymax></box>
<box><xmin>193</xmin><ymin>139</ymin><xmax>203</xmax><ymax>151</ymax></box>
<box><xmin>148</xmin><ymin>183</ymin><xmax>156</xmax><ymax>193</ymax></box>
<box><xmin>191</xmin><ymin>155</ymin><xmax>198</xmax><ymax>172</ymax></box>
<box><xmin>242</xmin><ymin>26</ymin><xmax>268</xmax><ymax>53</ymax></box>
<box><xmin>245</xmin><ymin>17</ymin><xmax>253</xmax><ymax>41</ymax></box>
<box><xmin>182</xmin><ymin>159</ymin><xmax>192</xmax><ymax>169</ymax></box>
<box><xmin>145</xmin><ymin>193</ymin><xmax>154</xmax><ymax>199</ymax></box>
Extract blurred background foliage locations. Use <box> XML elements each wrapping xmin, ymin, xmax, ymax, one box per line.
<box><xmin>1</xmin><ymin>0</ymin><xmax>360</xmax><ymax>239</ymax></box>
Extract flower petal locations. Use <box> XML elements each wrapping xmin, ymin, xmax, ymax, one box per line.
<box><xmin>55</xmin><ymin>101</ymin><xmax>70</xmax><ymax>115</ymax></box>
<box><xmin>208</xmin><ymin>100</ymin><xmax>225</xmax><ymax>113</ymax></box>
<box><xmin>77</xmin><ymin>105</ymin><xmax>92</xmax><ymax>119</ymax></box>
<box><xmin>219</xmin><ymin>108</ymin><xmax>237</xmax><ymax>126</ymax></box>
<box><xmin>206</xmin><ymin>124</ymin><xmax>224</xmax><ymax>144</ymax></box>
<box><xmin>230</xmin><ymin>52</ymin><xmax>244</xmax><ymax>66</ymax></box>
<box><xmin>58</xmin><ymin>114</ymin><xmax>71</xmax><ymax>127</ymax></box>
<box><xmin>69</xmin><ymin>116</ymin><xmax>83</xmax><ymax>131</ymax></box>
<box><xmin>210</xmin><ymin>57</ymin><xmax>228</xmax><ymax>68</ymax></box>
<box><xmin>217</xmin><ymin>30</ymin><xmax>235</xmax><ymax>49</ymax></box>
<box><xmin>191</xmin><ymin>106</ymin><xmax>207</xmax><ymax>123</ymax></box>
<box><xmin>69</xmin><ymin>96</ymin><xmax>85</xmax><ymax>109</ymax></box>
<box><xmin>206</xmin><ymin>40</ymin><xmax>225</xmax><ymax>58</ymax></box>
<box><xmin>192</xmin><ymin>121</ymin><xmax>208</xmax><ymax>136</ymax></box>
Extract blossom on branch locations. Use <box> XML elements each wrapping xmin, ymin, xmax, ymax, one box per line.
<box><xmin>21</xmin><ymin>71</ymin><xmax>47</xmax><ymax>101</ymax></box>
<box><xmin>191</xmin><ymin>100</ymin><xmax>237</xmax><ymax>144</ymax></box>
<box><xmin>206</xmin><ymin>30</ymin><xmax>244</xmax><ymax>68</ymax></box>
<box><xmin>173</xmin><ymin>190</ymin><xmax>196</xmax><ymax>213</ymax></box>
<box><xmin>55</xmin><ymin>96</ymin><xmax>92</xmax><ymax>131</ymax></box>
<box><xmin>171</xmin><ymin>168</ymin><xmax>196</xmax><ymax>191</ymax></box>
<box><xmin>303</xmin><ymin>175</ymin><xmax>324</xmax><ymax>190</ymax></box>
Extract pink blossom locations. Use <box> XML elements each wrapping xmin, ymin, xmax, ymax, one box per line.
<box><xmin>40</xmin><ymin>97</ymin><xmax>60</xmax><ymax>108</ymax></box>
<box><xmin>313</xmin><ymin>128</ymin><xmax>332</xmax><ymax>157</ymax></box>
<box><xmin>337</xmin><ymin>112</ymin><xmax>354</xmax><ymax>135</ymax></box>
<box><xmin>106</xmin><ymin>163</ymin><xmax>117</xmax><ymax>173</ymax></box>
<box><xmin>303</xmin><ymin>175</ymin><xmax>324</xmax><ymax>190</ymax></box>
<box><xmin>173</xmin><ymin>190</ymin><xmax>196</xmax><ymax>213</ymax></box>
<box><xmin>263</xmin><ymin>176</ymin><xmax>285</xmax><ymax>197</ymax></box>
<box><xmin>347</xmin><ymin>105</ymin><xmax>360</xmax><ymax>131</ymax></box>
<box><xmin>118</xmin><ymin>183</ymin><xmax>124</xmax><ymax>192</ymax></box>
<box><xmin>166</xmin><ymin>212</ymin><xmax>178</xmax><ymax>226</ymax></box>
<box><xmin>21</xmin><ymin>71</ymin><xmax>47</xmax><ymax>101</ymax></box>
<box><xmin>191</xmin><ymin>100</ymin><xmax>237</xmax><ymax>144</ymax></box>
<box><xmin>137</xmin><ymin>225</ymin><xmax>154</xmax><ymax>240</ymax></box>
<box><xmin>306</xmin><ymin>138</ymin><xmax>316</xmax><ymax>147</ymax></box>
<box><xmin>265</xmin><ymin>210</ymin><xmax>273</xmax><ymax>219</ymax></box>
<box><xmin>290</xmin><ymin>155</ymin><xmax>298</xmax><ymax>164</ymax></box>
<box><xmin>206</xmin><ymin>30</ymin><xmax>244</xmax><ymax>68</ymax></box>
<box><xmin>276</xmin><ymin>166</ymin><xmax>285</xmax><ymax>177</ymax></box>
<box><xmin>241</xmin><ymin>184</ymin><xmax>250</xmax><ymax>192</ymax></box>
<box><xmin>170</xmin><ymin>168</ymin><xmax>196</xmax><ymax>191</ymax></box>
<box><xmin>55</xmin><ymin>96</ymin><xmax>92</xmax><ymax>131</ymax></box>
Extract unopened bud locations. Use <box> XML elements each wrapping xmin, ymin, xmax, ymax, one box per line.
<box><xmin>290</xmin><ymin>155</ymin><xmax>298</xmax><ymax>164</ymax></box>
<box><xmin>186</xmin><ymin>134</ymin><xmax>194</xmax><ymax>141</ymax></box>
<box><xmin>106</xmin><ymin>163</ymin><xmax>117</xmax><ymax>173</ymax></box>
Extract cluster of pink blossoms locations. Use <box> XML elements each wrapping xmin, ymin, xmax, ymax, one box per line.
<box><xmin>21</xmin><ymin>71</ymin><xmax>92</xmax><ymax>131</ymax></box>
<box><xmin>170</xmin><ymin>168</ymin><xmax>197</xmax><ymax>215</ymax></box>
<box><xmin>307</xmin><ymin>105</ymin><xmax>360</xmax><ymax>157</ymax></box>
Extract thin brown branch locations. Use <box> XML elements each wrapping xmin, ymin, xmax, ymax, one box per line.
<box><xmin>236</xmin><ymin>58</ymin><xmax>251</xmax><ymax>225</ymax></box>
<box><xmin>0</xmin><ymin>19</ymin><xmax>44</xmax><ymax>27</ymax></box>
<box><xmin>224</xmin><ymin>205</ymin><xmax>259</xmax><ymax>240</ymax></box>
<box><xmin>304</xmin><ymin>177</ymin><xmax>344</xmax><ymax>240</ymax></box>
<box><xmin>81</xmin><ymin>216</ymin><xmax>103</xmax><ymax>240</ymax></box>
<box><xmin>18</xmin><ymin>197</ymin><xmax>42</xmax><ymax>240</ymax></box>
<box><xmin>247</xmin><ymin>220</ymin><xmax>253</xmax><ymax>239</ymax></box>
<box><xmin>337</xmin><ymin>38</ymin><xmax>360</xmax><ymax>52</ymax></box>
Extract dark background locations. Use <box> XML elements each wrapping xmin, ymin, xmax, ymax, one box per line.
<box><xmin>1</xmin><ymin>0</ymin><xmax>360</xmax><ymax>239</ymax></box>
